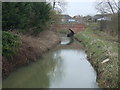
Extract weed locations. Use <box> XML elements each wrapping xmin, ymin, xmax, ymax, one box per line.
<box><xmin>2</xmin><ymin>31</ymin><xmax>21</xmax><ymax>58</ymax></box>
<box><xmin>75</xmin><ymin>23</ymin><xmax>119</xmax><ymax>88</ymax></box>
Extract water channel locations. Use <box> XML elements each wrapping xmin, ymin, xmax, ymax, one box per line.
<box><xmin>3</xmin><ymin>35</ymin><xmax>99</xmax><ymax>88</ymax></box>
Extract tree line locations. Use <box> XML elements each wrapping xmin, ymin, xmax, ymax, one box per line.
<box><xmin>2</xmin><ymin>2</ymin><xmax>57</xmax><ymax>58</ymax></box>
<box><xmin>2</xmin><ymin>2</ymin><xmax>55</xmax><ymax>35</ymax></box>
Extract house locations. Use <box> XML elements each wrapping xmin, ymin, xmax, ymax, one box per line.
<box><xmin>59</xmin><ymin>14</ymin><xmax>72</xmax><ymax>23</ymax></box>
<box><xmin>93</xmin><ymin>14</ymin><xmax>112</xmax><ymax>21</ymax></box>
<box><xmin>68</xmin><ymin>19</ymin><xmax>76</xmax><ymax>22</ymax></box>
<box><xmin>97</xmin><ymin>16</ymin><xmax>112</xmax><ymax>21</ymax></box>
<box><xmin>73</xmin><ymin>15</ymin><xmax>85</xmax><ymax>23</ymax></box>
<box><xmin>93</xmin><ymin>14</ymin><xmax>103</xmax><ymax>21</ymax></box>
<box><xmin>83</xmin><ymin>15</ymin><xmax>93</xmax><ymax>22</ymax></box>
<box><xmin>58</xmin><ymin>14</ymin><xmax>78</xmax><ymax>23</ymax></box>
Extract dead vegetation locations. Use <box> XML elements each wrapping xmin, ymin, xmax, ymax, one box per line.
<box><xmin>2</xmin><ymin>30</ymin><xmax>60</xmax><ymax>78</ymax></box>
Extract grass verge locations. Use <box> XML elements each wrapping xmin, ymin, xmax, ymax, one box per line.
<box><xmin>75</xmin><ymin>23</ymin><xmax>119</xmax><ymax>88</ymax></box>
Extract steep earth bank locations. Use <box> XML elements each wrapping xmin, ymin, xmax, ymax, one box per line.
<box><xmin>2</xmin><ymin>30</ymin><xmax>60</xmax><ymax>78</ymax></box>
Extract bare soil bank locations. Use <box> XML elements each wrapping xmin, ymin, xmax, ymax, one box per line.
<box><xmin>2</xmin><ymin>30</ymin><xmax>60</xmax><ymax>78</ymax></box>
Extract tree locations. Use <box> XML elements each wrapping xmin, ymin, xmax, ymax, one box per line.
<box><xmin>2</xmin><ymin>2</ymin><xmax>53</xmax><ymax>35</ymax></box>
<box><xmin>95</xmin><ymin>0</ymin><xmax>119</xmax><ymax>14</ymax></box>
<box><xmin>47</xmin><ymin>0</ymin><xmax>67</xmax><ymax>13</ymax></box>
<box><xmin>94</xmin><ymin>0</ymin><xmax>119</xmax><ymax>36</ymax></box>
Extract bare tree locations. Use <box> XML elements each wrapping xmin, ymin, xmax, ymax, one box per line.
<box><xmin>95</xmin><ymin>0</ymin><xmax>120</xmax><ymax>14</ymax></box>
<box><xmin>95</xmin><ymin>0</ymin><xmax>119</xmax><ymax>36</ymax></box>
<box><xmin>47</xmin><ymin>0</ymin><xmax>67</xmax><ymax>13</ymax></box>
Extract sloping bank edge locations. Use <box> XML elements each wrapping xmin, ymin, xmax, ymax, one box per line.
<box><xmin>74</xmin><ymin>34</ymin><xmax>119</xmax><ymax>88</ymax></box>
<box><xmin>2</xmin><ymin>30</ymin><xmax>60</xmax><ymax>78</ymax></box>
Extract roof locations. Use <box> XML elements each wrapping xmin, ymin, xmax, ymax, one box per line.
<box><xmin>97</xmin><ymin>16</ymin><xmax>111</xmax><ymax>21</ymax></box>
<box><xmin>93</xmin><ymin>14</ymin><xmax>112</xmax><ymax>19</ymax></box>
<box><xmin>61</xmin><ymin>15</ymin><xmax>72</xmax><ymax>19</ymax></box>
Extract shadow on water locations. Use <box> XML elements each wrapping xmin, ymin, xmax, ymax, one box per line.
<box><xmin>60</xmin><ymin>34</ymin><xmax>74</xmax><ymax>45</ymax></box>
<box><xmin>3</xmin><ymin>34</ymin><xmax>99</xmax><ymax>88</ymax></box>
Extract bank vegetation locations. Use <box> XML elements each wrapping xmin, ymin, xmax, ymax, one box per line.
<box><xmin>75</xmin><ymin>23</ymin><xmax>119</xmax><ymax>88</ymax></box>
<box><xmin>2</xmin><ymin>2</ymin><xmax>60</xmax><ymax>77</ymax></box>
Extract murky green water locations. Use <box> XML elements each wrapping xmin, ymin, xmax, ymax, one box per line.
<box><xmin>3</xmin><ymin>36</ymin><xmax>98</xmax><ymax>88</ymax></box>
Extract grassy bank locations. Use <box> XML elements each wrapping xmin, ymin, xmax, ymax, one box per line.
<box><xmin>75</xmin><ymin>23</ymin><xmax>119</xmax><ymax>88</ymax></box>
<box><xmin>2</xmin><ymin>31</ymin><xmax>60</xmax><ymax>78</ymax></box>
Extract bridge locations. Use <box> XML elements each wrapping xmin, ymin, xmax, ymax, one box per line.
<box><xmin>68</xmin><ymin>24</ymin><xmax>86</xmax><ymax>33</ymax></box>
<box><xmin>57</xmin><ymin>24</ymin><xmax>86</xmax><ymax>33</ymax></box>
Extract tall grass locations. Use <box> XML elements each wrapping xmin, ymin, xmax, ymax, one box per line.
<box><xmin>75</xmin><ymin>24</ymin><xmax>119</xmax><ymax>88</ymax></box>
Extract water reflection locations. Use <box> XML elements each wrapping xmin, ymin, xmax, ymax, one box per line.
<box><xmin>3</xmin><ymin>36</ymin><xmax>99</xmax><ymax>88</ymax></box>
<box><xmin>60</xmin><ymin>34</ymin><xmax>74</xmax><ymax>45</ymax></box>
<box><xmin>49</xmin><ymin>49</ymin><xmax>98</xmax><ymax>88</ymax></box>
<box><xmin>3</xmin><ymin>50</ymin><xmax>59</xmax><ymax>88</ymax></box>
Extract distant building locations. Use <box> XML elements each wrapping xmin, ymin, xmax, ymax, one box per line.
<box><xmin>93</xmin><ymin>14</ymin><xmax>103</xmax><ymax>21</ymax></box>
<box><xmin>97</xmin><ymin>16</ymin><xmax>111</xmax><ymax>21</ymax></box>
<box><xmin>59</xmin><ymin>14</ymin><xmax>72</xmax><ymax>23</ymax></box>
<box><xmin>83</xmin><ymin>15</ymin><xmax>93</xmax><ymax>22</ymax></box>
<box><xmin>73</xmin><ymin>15</ymin><xmax>84</xmax><ymax>23</ymax></box>
<box><xmin>93</xmin><ymin>14</ymin><xmax>112</xmax><ymax>21</ymax></box>
<box><xmin>68</xmin><ymin>19</ymin><xmax>76</xmax><ymax>22</ymax></box>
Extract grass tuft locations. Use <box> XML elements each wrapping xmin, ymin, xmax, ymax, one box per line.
<box><xmin>75</xmin><ymin>23</ymin><xmax>119</xmax><ymax>88</ymax></box>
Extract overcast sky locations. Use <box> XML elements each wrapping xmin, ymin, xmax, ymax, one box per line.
<box><xmin>62</xmin><ymin>0</ymin><xmax>97</xmax><ymax>17</ymax></box>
